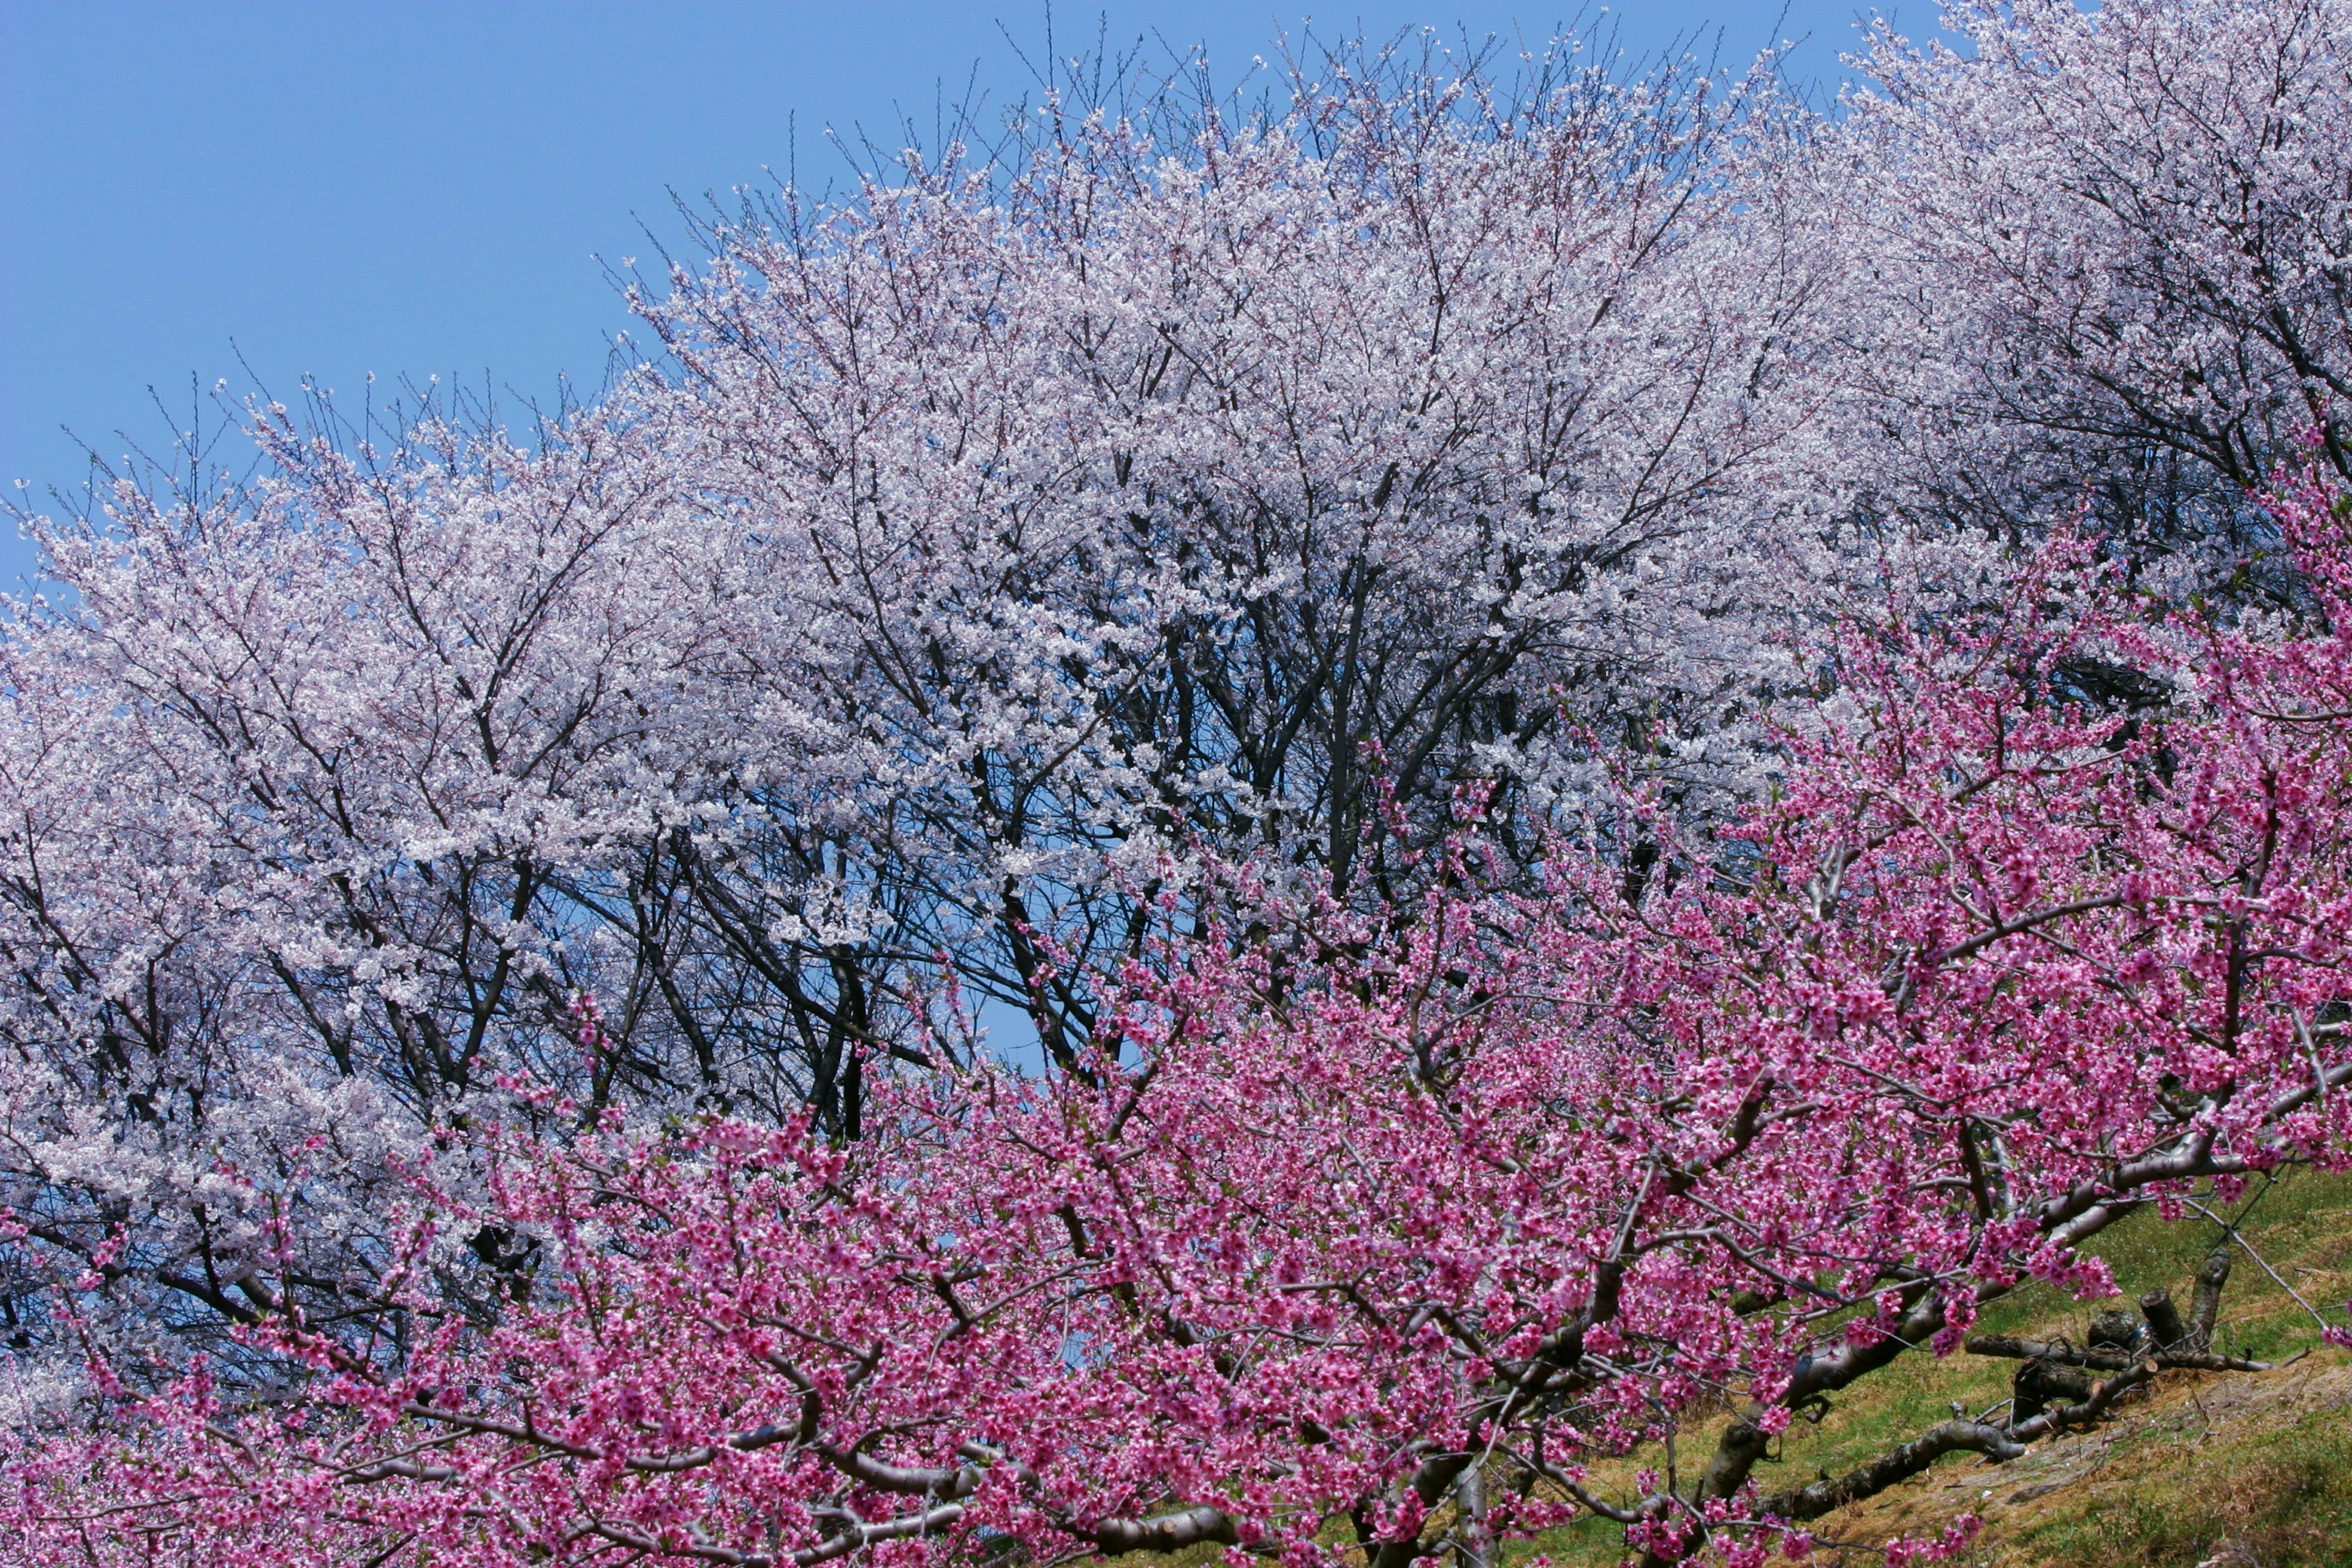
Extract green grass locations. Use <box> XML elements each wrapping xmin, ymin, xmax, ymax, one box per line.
<box><xmin>1985</xmin><ymin>1397</ymin><xmax>2352</xmax><ymax>1568</ymax></box>
<box><xmin>1512</xmin><ymin>1169</ymin><xmax>2352</xmax><ymax>1567</ymax></box>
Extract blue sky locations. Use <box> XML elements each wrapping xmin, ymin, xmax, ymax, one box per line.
<box><xmin>0</xmin><ymin>2</ymin><xmax>1928</xmax><ymax>581</ymax></box>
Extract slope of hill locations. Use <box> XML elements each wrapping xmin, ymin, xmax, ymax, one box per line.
<box><xmin>1520</xmin><ymin>1172</ymin><xmax>2352</xmax><ymax>1567</ymax></box>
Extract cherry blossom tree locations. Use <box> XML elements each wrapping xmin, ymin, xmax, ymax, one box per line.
<box><xmin>631</xmin><ymin>34</ymin><xmax>1849</xmax><ymax>1069</ymax></box>
<box><xmin>1840</xmin><ymin>0</ymin><xmax>2352</xmax><ymax>592</ymax></box>
<box><xmin>4</xmin><ymin>459</ymin><xmax>2345</xmax><ymax>1567</ymax></box>
<box><xmin>0</xmin><ymin>36</ymin><xmax>1857</xmax><ymax>1382</ymax></box>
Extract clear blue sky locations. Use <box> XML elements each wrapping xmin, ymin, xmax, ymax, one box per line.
<box><xmin>0</xmin><ymin>2</ymin><xmax>1924</xmax><ymax>581</ymax></box>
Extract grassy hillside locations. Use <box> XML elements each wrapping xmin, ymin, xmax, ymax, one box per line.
<box><xmin>1521</xmin><ymin>1170</ymin><xmax>2352</xmax><ymax>1568</ymax></box>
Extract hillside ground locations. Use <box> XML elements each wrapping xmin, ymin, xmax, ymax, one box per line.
<box><xmin>1523</xmin><ymin>1169</ymin><xmax>2352</xmax><ymax>1567</ymax></box>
